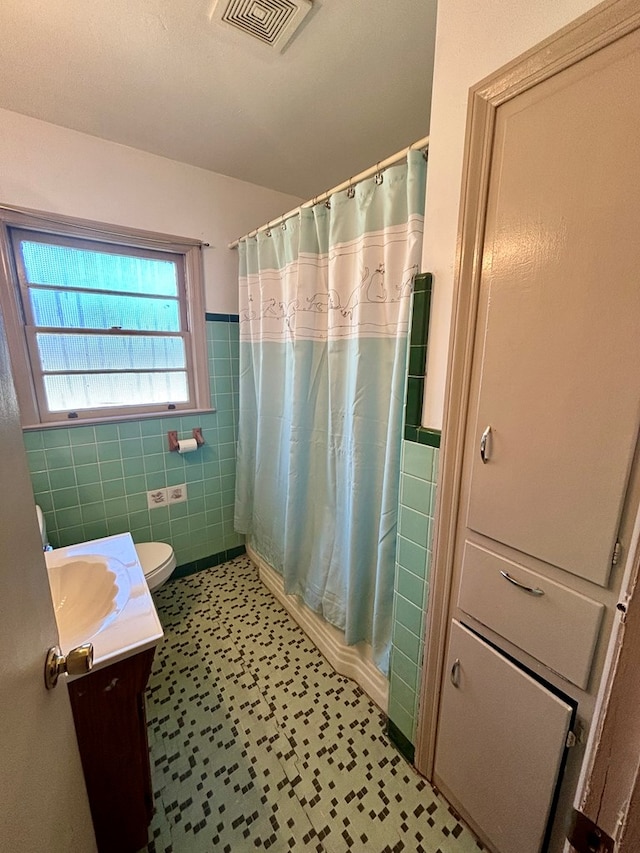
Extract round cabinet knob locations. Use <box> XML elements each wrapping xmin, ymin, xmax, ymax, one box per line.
<box><xmin>44</xmin><ymin>643</ymin><xmax>94</xmax><ymax>690</ymax></box>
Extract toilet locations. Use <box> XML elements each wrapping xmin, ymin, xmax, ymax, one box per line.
<box><xmin>134</xmin><ymin>541</ymin><xmax>177</xmax><ymax>591</ymax></box>
<box><xmin>36</xmin><ymin>506</ymin><xmax>176</xmax><ymax>591</ymax></box>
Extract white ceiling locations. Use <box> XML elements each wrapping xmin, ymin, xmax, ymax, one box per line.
<box><xmin>0</xmin><ymin>1</ymin><xmax>437</xmax><ymax>199</ymax></box>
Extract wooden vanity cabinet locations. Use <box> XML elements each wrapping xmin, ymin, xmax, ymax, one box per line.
<box><xmin>67</xmin><ymin>648</ymin><xmax>155</xmax><ymax>853</ymax></box>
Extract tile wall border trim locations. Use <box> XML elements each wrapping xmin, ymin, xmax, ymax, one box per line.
<box><xmin>205</xmin><ymin>313</ymin><xmax>240</xmax><ymax>323</ymax></box>
<box><xmin>173</xmin><ymin>544</ymin><xmax>246</xmax><ymax>579</ymax></box>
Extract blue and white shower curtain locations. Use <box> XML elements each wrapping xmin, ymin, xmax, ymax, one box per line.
<box><xmin>235</xmin><ymin>151</ymin><xmax>426</xmax><ymax>674</ymax></box>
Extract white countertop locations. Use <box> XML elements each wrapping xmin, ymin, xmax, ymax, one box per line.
<box><xmin>45</xmin><ymin>532</ymin><xmax>164</xmax><ymax>676</ymax></box>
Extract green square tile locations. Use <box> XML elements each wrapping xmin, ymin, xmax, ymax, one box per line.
<box><xmin>210</xmin><ymin>322</ymin><xmax>231</xmax><ymax>341</ymax></box>
<box><xmin>124</xmin><ymin>474</ymin><xmax>146</xmax><ymax>494</ymax></box>
<box><xmin>169</xmin><ymin>502</ymin><xmax>188</xmax><ymax>520</ymax></box>
<box><xmin>394</xmin><ymin>594</ymin><xmax>423</xmax><ymax>637</ymax></box>
<box><xmin>389</xmin><ymin>668</ymin><xmax>418</xmax><ymax>716</ymax></box>
<box><xmin>48</xmin><ymin>467</ymin><xmax>77</xmax><ymax>490</ymax></box>
<box><xmin>46</xmin><ymin>446</ymin><xmax>74</xmax><ymax>469</ymax></box>
<box><xmin>100</xmin><ymin>460</ymin><xmax>124</xmax><ymax>481</ymax></box>
<box><xmin>128</xmin><ymin>509</ymin><xmax>150</xmax><ymax>528</ymax></box>
<box><xmin>118</xmin><ymin>421</ymin><xmax>142</xmax><ymax>440</ymax></box>
<box><xmin>396</xmin><ymin>561</ymin><xmax>426</xmax><ymax>603</ymax></box>
<box><xmin>81</xmin><ymin>502</ymin><xmax>106</xmax><ymax>524</ymax></box>
<box><xmin>188</xmin><ymin>496</ymin><xmax>206</xmax><ymax>515</ymax></box>
<box><xmin>403</xmin><ymin>441</ymin><xmax>433</xmax><ymax>480</ymax></box>
<box><xmin>55</xmin><ymin>507</ymin><xmax>82</xmax><ymax>530</ymax></box>
<box><xmin>83</xmin><ymin>521</ymin><xmax>109</xmax><ymax>541</ymax></box>
<box><xmin>126</xmin><ymin>492</ymin><xmax>148</xmax><ymax>513</ymax></box>
<box><xmin>42</xmin><ymin>430</ymin><xmax>70</xmax><ymax>449</ymax></box>
<box><xmin>392</xmin><ymin>648</ymin><xmax>419</xmax><ymax>692</ymax></box>
<box><xmin>205</xmin><ymin>506</ymin><xmax>224</xmax><ymax>527</ymax></box>
<box><xmin>150</xmin><ymin>519</ymin><xmax>171</xmax><ymax>540</ymax></box>
<box><xmin>23</xmin><ymin>431</ymin><xmax>44</xmax><ymax>451</ymax></box>
<box><xmin>104</xmin><ymin>496</ymin><xmax>127</xmax><ymax>517</ymax></box>
<box><xmin>102</xmin><ymin>479</ymin><xmax>126</xmax><ymax>500</ymax></box>
<box><xmin>399</xmin><ymin>506</ymin><xmax>429</xmax><ymax>548</ymax></box>
<box><xmin>120</xmin><ymin>438</ymin><xmax>143</xmax><ymax>459</ymax></box>
<box><xmin>401</xmin><ymin>474</ymin><xmax>430</xmax><ymax>513</ymax></box>
<box><xmin>141</xmin><ymin>419</ymin><xmax>163</xmax><ymax>437</ymax></box>
<box><xmin>144</xmin><ymin>454</ymin><xmax>165</xmax><ymax>474</ymax></box>
<box><xmin>97</xmin><ymin>441</ymin><xmax>121</xmax><ymax>463</ymax></box>
<box><xmin>56</xmin><ymin>525</ymin><xmax>84</xmax><ymax>547</ymax></box>
<box><xmin>35</xmin><ymin>493</ymin><xmax>54</xmax><ymax>512</ymax></box>
<box><xmin>392</xmin><ymin>623</ymin><xmax>422</xmax><ymax>666</ymax></box>
<box><xmin>28</xmin><ymin>450</ymin><xmax>49</xmax><ymax>477</ymax></box>
<box><xmin>69</xmin><ymin>426</ymin><xmax>96</xmax><ymax>445</ymax></box>
<box><xmin>187</xmin><ymin>480</ymin><xmax>205</xmax><ymax>499</ymax></box>
<box><xmin>106</xmin><ymin>515</ymin><xmax>130</xmax><ymax>536</ymax></box>
<box><xmin>77</xmin><ymin>483</ymin><xmax>103</xmax><ymax>504</ymax></box>
<box><xmin>170</xmin><ymin>516</ymin><xmax>189</xmax><ymax>536</ymax></box>
<box><xmin>188</xmin><ymin>511</ymin><xmax>206</xmax><ymax>532</ymax></box>
<box><xmin>75</xmin><ymin>463</ymin><xmax>101</xmax><ymax>485</ymax></box>
<box><xmin>146</xmin><ymin>471</ymin><xmax>166</xmax><ymax>490</ymax></box>
<box><xmin>130</xmin><ymin>525</ymin><xmax>152</xmax><ymax>542</ymax></box>
<box><xmin>398</xmin><ymin>536</ymin><xmax>428</xmax><ymax>579</ymax></box>
<box><xmin>30</xmin><ymin>470</ymin><xmax>50</xmax><ymax>494</ymax></box>
<box><xmin>52</xmin><ymin>487</ymin><xmax>80</xmax><ymax>510</ymax></box>
<box><xmin>409</xmin><ymin>291</ymin><xmax>429</xmax><ymax>346</ymax></box>
<box><xmin>94</xmin><ymin>424</ymin><xmax>119</xmax><ymax>442</ymax></box>
<box><xmin>386</xmin><ymin>696</ymin><xmax>415</xmax><ymax>744</ymax></box>
<box><xmin>72</xmin><ymin>443</ymin><xmax>98</xmax><ymax>466</ymax></box>
<box><xmin>123</xmin><ymin>456</ymin><xmax>145</xmax><ymax>476</ymax></box>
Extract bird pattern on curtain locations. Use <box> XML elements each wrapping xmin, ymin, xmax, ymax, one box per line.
<box><xmin>235</xmin><ymin>151</ymin><xmax>426</xmax><ymax>674</ymax></box>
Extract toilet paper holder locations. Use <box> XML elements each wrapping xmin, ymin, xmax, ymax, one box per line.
<box><xmin>168</xmin><ymin>428</ymin><xmax>205</xmax><ymax>452</ymax></box>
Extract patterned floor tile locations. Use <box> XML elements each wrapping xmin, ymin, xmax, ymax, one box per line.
<box><xmin>144</xmin><ymin>556</ymin><xmax>481</xmax><ymax>853</ymax></box>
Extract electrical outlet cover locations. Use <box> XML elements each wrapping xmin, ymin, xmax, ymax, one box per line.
<box><xmin>168</xmin><ymin>484</ymin><xmax>187</xmax><ymax>504</ymax></box>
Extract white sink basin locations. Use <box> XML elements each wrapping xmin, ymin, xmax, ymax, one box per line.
<box><xmin>45</xmin><ymin>533</ymin><xmax>163</xmax><ymax>675</ymax></box>
<box><xmin>46</xmin><ymin>555</ymin><xmax>131</xmax><ymax>650</ymax></box>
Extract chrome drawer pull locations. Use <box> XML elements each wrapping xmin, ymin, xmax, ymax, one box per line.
<box><xmin>480</xmin><ymin>425</ymin><xmax>491</xmax><ymax>463</ymax></box>
<box><xmin>450</xmin><ymin>658</ymin><xmax>461</xmax><ymax>688</ymax></box>
<box><xmin>500</xmin><ymin>570</ymin><xmax>545</xmax><ymax>596</ymax></box>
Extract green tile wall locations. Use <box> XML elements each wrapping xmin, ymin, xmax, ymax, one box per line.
<box><xmin>388</xmin><ymin>440</ymin><xmax>439</xmax><ymax>745</ymax></box>
<box><xmin>23</xmin><ymin>318</ymin><xmax>243</xmax><ymax>567</ymax></box>
<box><xmin>387</xmin><ymin>270</ymin><xmax>442</xmax><ymax>751</ymax></box>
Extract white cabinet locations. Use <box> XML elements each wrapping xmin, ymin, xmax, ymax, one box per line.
<box><xmin>426</xmin><ymin>11</ymin><xmax>640</xmax><ymax>853</ymax></box>
<box><xmin>434</xmin><ymin>622</ymin><xmax>573</xmax><ymax>853</ymax></box>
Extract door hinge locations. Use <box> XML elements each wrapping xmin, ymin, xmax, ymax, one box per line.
<box><xmin>611</xmin><ymin>540</ymin><xmax>622</xmax><ymax>567</ymax></box>
<box><xmin>566</xmin><ymin>730</ymin><xmax>578</xmax><ymax>748</ymax></box>
<box><xmin>567</xmin><ymin>808</ymin><xmax>614</xmax><ymax>853</ymax></box>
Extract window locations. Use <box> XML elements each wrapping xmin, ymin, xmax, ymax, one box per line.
<box><xmin>0</xmin><ymin>207</ymin><xmax>210</xmax><ymax>425</ymax></box>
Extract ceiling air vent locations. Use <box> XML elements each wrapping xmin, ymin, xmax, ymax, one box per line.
<box><xmin>210</xmin><ymin>0</ymin><xmax>312</xmax><ymax>51</ymax></box>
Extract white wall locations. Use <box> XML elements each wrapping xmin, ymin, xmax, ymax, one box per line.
<box><xmin>0</xmin><ymin>108</ymin><xmax>302</xmax><ymax>314</ymax></box>
<box><xmin>421</xmin><ymin>0</ymin><xmax>603</xmax><ymax>430</ymax></box>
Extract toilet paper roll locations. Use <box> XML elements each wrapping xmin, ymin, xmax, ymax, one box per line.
<box><xmin>177</xmin><ymin>437</ymin><xmax>199</xmax><ymax>454</ymax></box>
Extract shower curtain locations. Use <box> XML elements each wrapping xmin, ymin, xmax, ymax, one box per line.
<box><xmin>235</xmin><ymin>150</ymin><xmax>426</xmax><ymax>674</ymax></box>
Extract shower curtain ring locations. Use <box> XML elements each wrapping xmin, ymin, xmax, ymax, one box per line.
<box><xmin>375</xmin><ymin>163</ymin><xmax>383</xmax><ymax>185</ymax></box>
<box><xmin>325</xmin><ymin>193</ymin><xmax>331</xmax><ymax>209</ymax></box>
<box><xmin>281</xmin><ymin>215</ymin><xmax>287</xmax><ymax>230</ymax></box>
<box><xmin>347</xmin><ymin>179</ymin><xmax>355</xmax><ymax>199</ymax></box>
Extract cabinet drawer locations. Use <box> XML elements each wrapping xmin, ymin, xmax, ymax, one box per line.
<box><xmin>457</xmin><ymin>542</ymin><xmax>604</xmax><ymax>688</ymax></box>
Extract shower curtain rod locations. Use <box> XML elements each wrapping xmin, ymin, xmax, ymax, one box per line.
<box><xmin>227</xmin><ymin>135</ymin><xmax>429</xmax><ymax>250</ymax></box>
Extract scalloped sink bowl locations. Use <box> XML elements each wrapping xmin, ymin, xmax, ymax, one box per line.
<box><xmin>44</xmin><ymin>533</ymin><xmax>162</xmax><ymax>672</ymax></box>
<box><xmin>47</xmin><ymin>556</ymin><xmax>131</xmax><ymax>650</ymax></box>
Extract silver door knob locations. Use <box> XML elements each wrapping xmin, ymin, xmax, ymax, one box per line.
<box><xmin>44</xmin><ymin>643</ymin><xmax>94</xmax><ymax>690</ymax></box>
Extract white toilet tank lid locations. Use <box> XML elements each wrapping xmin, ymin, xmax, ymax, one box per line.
<box><xmin>135</xmin><ymin>542</ymin><xmax>175</xmax><ymax>576</ymax></box>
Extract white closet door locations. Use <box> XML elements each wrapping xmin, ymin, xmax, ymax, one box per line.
<box><xmin>465</xmin><ymin>30</ymin><xmax>640</xmax><ymax>586</ymax></box>
<box><xmin>434</xmin><ymin>621</ymin><xmax>573</xmax><ymax>853</ymax></box>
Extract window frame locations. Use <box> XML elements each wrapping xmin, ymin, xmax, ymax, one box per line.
<box><xmin>0</xmin><ymin>206</ymin><xmax>211</xmax><ymax>427</ymax></box>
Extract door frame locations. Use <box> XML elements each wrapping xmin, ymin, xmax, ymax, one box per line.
<box><xmin>415</xmin><ymin>0</ymin><xmax>640</xmax><ymax>839</ymax></box>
